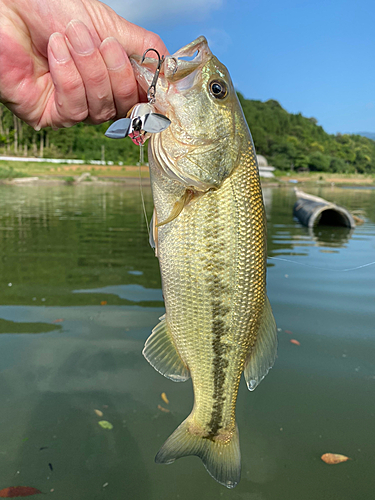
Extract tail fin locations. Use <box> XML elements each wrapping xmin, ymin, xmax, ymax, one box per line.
<box><xmin>155</xmin><ymin>416</ymin><xmax>241</xmax><ymax>489</ymax></box>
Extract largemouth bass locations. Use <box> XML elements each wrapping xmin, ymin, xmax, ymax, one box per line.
<box><xmin>131</xmin><ymin>36</ymin><xmax>277</xmax><ymax>489</ymax></box>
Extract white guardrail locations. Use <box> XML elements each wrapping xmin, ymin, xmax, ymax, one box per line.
<box><xmin>0</xmin><ymin>156</ymin><xmax>119</xmax><ymax>166</ymax></box>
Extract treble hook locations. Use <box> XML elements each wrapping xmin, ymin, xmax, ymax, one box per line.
<box><xmin>141</xmin><ymin>48</ymin><xmax>164</xmax><ymax>104</ymax></box>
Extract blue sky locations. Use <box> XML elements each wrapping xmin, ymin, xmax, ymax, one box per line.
<box><xmin>104</xmin><ymin>0</ymin><xmax>374</xmax><ymax>136</ymax></box>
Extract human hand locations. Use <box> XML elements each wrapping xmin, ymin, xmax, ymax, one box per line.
<box><xmin>0</xmin><ymin>0</ymin><xmax>168</xmax><ymax>129</ymax></box>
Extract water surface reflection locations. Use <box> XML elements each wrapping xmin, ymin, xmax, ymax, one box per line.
<box><xmin>0</xmin><ymin>184</ymin><xmax>374</xmax><ymax>500</ymax></box>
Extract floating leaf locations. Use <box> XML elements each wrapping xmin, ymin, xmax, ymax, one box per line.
<box><xmin>352</xmin><ymin>215</ymin><xmax>364</xmax><ymax>225</ymax></box>
<box><xmin>161</xmin><ymin>392</ymin><xmax>169</xmax><ymax>404</ymax></box>
<box><xmin>100</xmin><ymin>301</ymin><xmax>107</xmax><ymax>306</ymax></box>
<box><xmin>0</xmin><ymin>486</ymin><xmax>42</xmax><ymax>497</ymax></box>
<box><xmin>321</xmin><ymin>453</ymin><xmax>351</xmax><ymax>464</ymax></box>
<box><xmin>98</xmin><ymin>420</ymin><xmax>113</xmax><ymax>430</ymax></box>
<box><xmin>290</xmin><ymin>339</ymin><xmax>300</xmax><ymax>346</ymax></box>
<box><xmin>94</xmin><ymin>409</ymin><xmax>103</xmax><ymax>417</ymax></box>
<box><xmin>158</xmin><ymin>405</ymin><xmax>170</xmax><ymax>413</ymax></box>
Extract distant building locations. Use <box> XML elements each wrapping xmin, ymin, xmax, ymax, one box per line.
<box><xmin>257</xmin><ymin>155</ymin><xmax>275</xmax><ymax>178</ymax></box>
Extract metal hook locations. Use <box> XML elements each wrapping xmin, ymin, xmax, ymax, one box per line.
<box><xmin>141</xmin><ymin>48</ymin><xmax>164</xmax><ymax>104</ymax></box>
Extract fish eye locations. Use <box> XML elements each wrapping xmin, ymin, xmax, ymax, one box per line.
<box><xmin>209</xmin><ymin>79</ymin><xmax>228</xmax><ymax>99</ymax></box>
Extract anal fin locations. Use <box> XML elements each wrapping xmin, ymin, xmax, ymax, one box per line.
<box><xmin>143</xmin><ymin>314</ymin><xmax>190</xmax><ymax>382</ymax></box>
<box><xmin>244</xmin><ymin>296</ymin><xmax>277</xmax><ymax>391</ymax></box>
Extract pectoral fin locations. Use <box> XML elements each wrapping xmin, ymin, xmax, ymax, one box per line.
<box><xmin>157</xmin><ymin>189</ymin><xmax>195</xmax><ymax>227</ymax></box>
<box><xmin>149</xmin><ymin>208</ymin><xmax>159</xmax><ymax>257</ymax></box>
<box><xmin>244</xmin><ymin>296</ymin><xmax>277</xmax><ymax>391</ymax></box>
<box><xmin>143</xmin><ymin>315</ymin><xmax>190</xmax><ymax>382</ymax></box>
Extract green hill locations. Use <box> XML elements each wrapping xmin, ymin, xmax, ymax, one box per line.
<box><xmin>358</xmin><ymin>132</ymin><xmax>375</xmax><ymax>141</ymax></box>
<box><xmin>238</xmin><ymin>94</ymin><xmax>375</xmax><ymax>174</ymax></box>
<box><xmin>1</xmin><ymin>97</ymin><xmax>375</xmax><ymax>174</ymax></box>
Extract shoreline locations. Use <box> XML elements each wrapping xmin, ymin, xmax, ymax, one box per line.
<box><xmin>1</xmin><ymin>160</ymin><xmax>374</xmax><ymax>188</ymax></box>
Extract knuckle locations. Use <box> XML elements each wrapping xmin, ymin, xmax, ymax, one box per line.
<box><xmin>86</xmin><ymin>68</ymin><xmax>109</xmax><ymax>88</ymax></box>
<box><xmin>63</xmin><ymin>74</ymin><xmax>84</xmax><ymax>95</ymax></box>
<box><xmin>72</xmin><ymin>109</ymin><xmax>89</xmax><ymax>123</ymax></box>
<box><xmin>144</xmin><ymin>33</ymin><xmax>164</xmax><ymax>52</ymax></box>
<box><xmin>56</xmin><ymin>101</ymin><xmax>88</xmax><ymax>125</ymax></box>
<box><xmin>112</xmin><ymin>65</ymin><xmax>137</xmax><ymax>103</ymax></box>
<box><xmin>90</xmin><ymin>107</ymin><xmax>116</xmax><ymax>125</ymax></box>
<box><xmin>117</xmin><ymin>81</ymin><xmax>137</xmax><ymax>102</ymax></box>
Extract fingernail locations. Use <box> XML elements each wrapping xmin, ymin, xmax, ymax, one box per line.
<box><xmin>49</xmin><ymin>32</ymin><xmax>71</xmax><ymax>62</ymax></box>
<box><xmin>66</xmin><ymin>19</ymin><xmax>94</xmax><ymax>55</ymax></box>
<box><xmin>100</xmin><ymin>37</ymin><xmax>126</xmax><ymax>70</ymax></box>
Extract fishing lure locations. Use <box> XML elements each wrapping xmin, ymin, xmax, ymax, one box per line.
<box><xmin>105</xmin><ymin>49</ymin><xmax>171</xmax><ymax>145</ymax></box>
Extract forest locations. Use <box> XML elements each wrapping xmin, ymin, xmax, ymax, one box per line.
<box><xmin>1</xmin><ymin>95</ymin><xmax>374</xmax><ymax>173</ymax></box>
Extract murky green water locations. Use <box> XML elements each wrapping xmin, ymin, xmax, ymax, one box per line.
<box><xmin>0</xmin><ymin>183</ymin><xmax>374</xmax><ymax>499</ymax></box>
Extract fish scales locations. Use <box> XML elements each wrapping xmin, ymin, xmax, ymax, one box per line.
<box><xmin>150</xmin><ymin>140</ymin><xmax>266</xmax><ymax>435</ymax></box>
<box><xmin>131</xmin><ymin>35</ymin><xmax>277</xmax><ymax>489</ymax></box>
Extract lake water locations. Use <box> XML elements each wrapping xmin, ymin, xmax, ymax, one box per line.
<box><xmin>0</xmin><ymin>183</ymin><xmax>374</xmax><ymax>500</ymax></box>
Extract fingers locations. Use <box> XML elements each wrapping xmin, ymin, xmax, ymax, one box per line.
<box><xmin>47</xmin><ymin>16</ymin><xmax>168</xmax><ymax>129</ymax></box>
<box><xmin>48</xmin><ymin>20</ymin><xmax>140</xmax><ymax>128</ymax></box>
<box><xmin>65</xmin><ymin>20</ymin><xmax>117</xmax><ymax>125</ymax></box>
<box><xmin>99</xmin><ymin>37</ymin><xmax>138</xmax><ymax>118</ymax></box>
<box><xmin>107</xmin><ymin>27</ymin><xmax>168</xmax><ymax>105</ymax></box>
<box><xmin>48</xmin><ymin>32</ymin><xmax>88</xmax><ymax>128</ymax></box>
<box><xmin>140</xmin><ymin>32</ymin><xmax>170</xmax><ymax>59</ymax></box>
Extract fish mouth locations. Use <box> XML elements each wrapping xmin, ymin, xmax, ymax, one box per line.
<box><xmin>130</xmin><ymin>36</ymin><xmax>212</xmax><ymax>113</ymax></box>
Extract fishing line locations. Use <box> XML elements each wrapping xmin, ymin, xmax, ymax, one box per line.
<box><xmin>267</xmin><ymin>256</ymin><xmax>375</xmax><ymax>272</ymax></box>
<box><xmin>138</xmin><ymin>144</ymin><xmax>150</xmax><ymax>240</ymax></box>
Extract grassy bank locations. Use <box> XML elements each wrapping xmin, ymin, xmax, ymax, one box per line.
<box><xmin>1</xmin><ymin>159</ymin><xmax>375</xmax><ymax>186</ymax></box>
<box><xmin>0</xmin><ymin>160</ymin><xmax>150</xmax><ymax>179</ymax></box>
<box><xmin>276</xmin><ymin>171</ymin><xmax>375</xmax><ymax>186</ymax></box>
<box><xmin>0</xmin><ymin>164</ymin><xmax>28</xmax><ymax>179</ymax></box>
